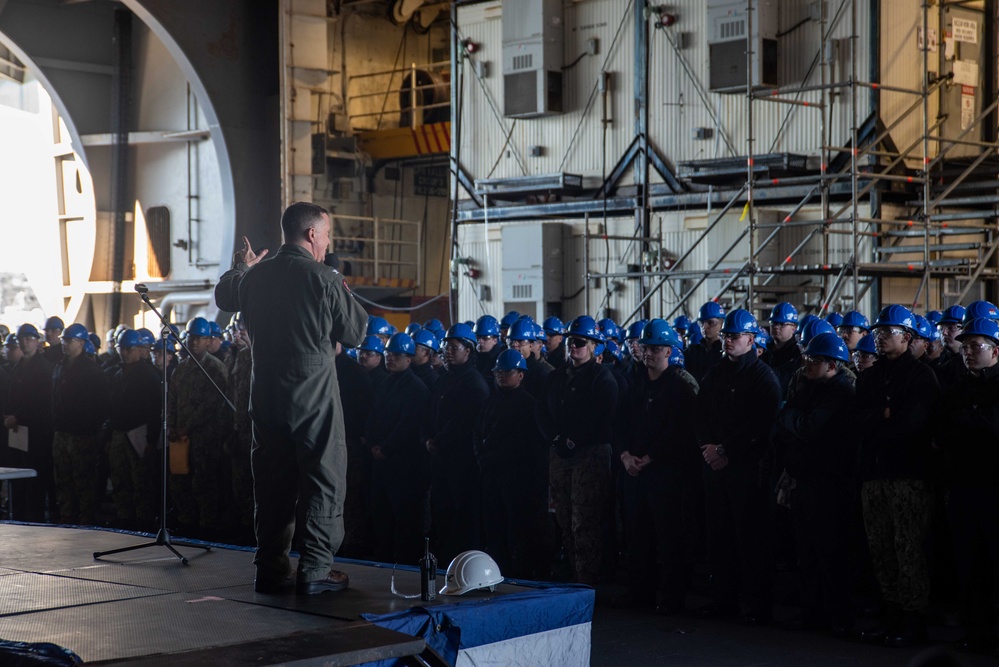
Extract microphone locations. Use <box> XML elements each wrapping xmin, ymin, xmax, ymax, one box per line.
<box><xmin>324</xmin><ymin>253</ymin><xmax>340</xmax><ymax>271</ymax></box>
<box><xmin>135</xmin><ymin>283</ymin><xmax>149</xmax><ymax>295</ymax></box>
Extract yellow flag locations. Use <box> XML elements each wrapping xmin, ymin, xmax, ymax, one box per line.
<box><xmin>739</xmin><ymin>201</ymin><xmax>750</xmax><ymax>222</ymax></box>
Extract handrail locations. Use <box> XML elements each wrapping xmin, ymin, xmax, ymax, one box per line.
<box><xmin>346</xmin><ymin>61</ymin><xmax>450</xmax><ymax>131</ymax></box>
<box><xmin>330</xmin><ymin>214</ymin><xmax>422</xmax><ymax>286</ymax></box>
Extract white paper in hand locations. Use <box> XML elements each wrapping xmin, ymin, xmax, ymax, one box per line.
<box><xmin>127</xmin><ymin>425</ymin><xmax>148</xmax><ymax>458</ymax></box>
<box><xmin>9</xmin><ymin>427</ymin><xmax>28</xmax><ymax>452</ymax></box>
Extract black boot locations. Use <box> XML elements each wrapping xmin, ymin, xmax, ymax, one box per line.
<box><xmin>860</xmin><ymin>602</ymin><xmax>900</xmax><ymax>644</ymax></box>
<box><xmin>885</xmin><ymin>609</ymin><xmax>926</xmax><ymax>648</ymax></box>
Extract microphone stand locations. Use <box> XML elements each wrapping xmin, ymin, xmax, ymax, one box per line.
<box><xmin>94</xmin><ymin>284</ymin><xmax>233</xmax><ymax>565</ymax></box>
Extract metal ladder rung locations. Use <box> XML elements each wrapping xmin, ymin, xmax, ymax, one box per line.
<box><xmin>906</xmin><ymin>194</ymin><xmax>999</xmax><ymax>207</ymax></box>
<box><xmin>926</xmin><ymin>211</ymin><xmax>999</xmax><ymax>222</ymax></box>
<box><xmin>875</xmin><ymin>242</ymin><xmax>982</xmax><ymax>254</ymax></box>
<box><xmin>884</xmin><ymin>228</ymin><xmax>988</xmax><ymax>237</ymax></box>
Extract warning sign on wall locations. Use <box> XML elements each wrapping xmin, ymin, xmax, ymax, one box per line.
<box><xmin>952</xmin><ymin>18</ymin><xmax>978</xmax><ymax>44</ymax></box>
<box><xmin>961</xmin><ymin>85</ymin><xmax>975</xmax><ymax>130</ymax></box>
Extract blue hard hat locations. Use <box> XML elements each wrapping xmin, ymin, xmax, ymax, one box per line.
<box><xmin>912</xmin><ymin>315</ymin><xmax>934</xmax><ymax>341</ymax></box>
<box><xmin>840</xmin><ymin>310</ymin><xmax>870</xmax><ymax>331</ymax></box>
<box><xmin>593</xmin><ymin>342</ymin><xmax>606</xmax><ymax>357</ymax></box>
<box><xmin>154</xmin><ymin>337</ymin><xmax>177</xmax><ymax>354</ymax></box>
<box><xmin>698</xmin><ymin>301</ymin><xmax>725</xmax><ymax>322</ymax></box>
<box><xmin>16</xmin><ymin>323</ymin><xmax>39</xmax><ymax>339</ymax></box>
<box><xmin>345</xmin><ymin>347</ymin><xmax>358</xmax><ymax>360</ymax></box>
<box><xmin>412</xmin><ymin>329</ymin><xmax>440</xmax><ymax>352</ymax></box>
<box><xmin>769</xmin><ymin>302</ymin><xmax>799</xmax><ymax>325</ymax></box>
<box><xmin>137</xmin><ymin>328</ymin><xmax>156</xmax><ymax>346</ymax></box>
<box><xmin>957</xmin><ymin>317</ymin><xmax>999</xmax><ymax>344</ymax></box>
<box><xmin>405</xmin><ymin>323</ymin><xmax>422</xmax><ymax>336</ymax></box>
<box><xmin>925</xmin><ymin>310</ymin><xmax>943</xmax><ymax>326</ymax></box>
<box><xmin>532</xmin><ymin>322</ymin><xmax>546</xmax><ymax>340</ymax></box>
<box><xmin>359</xmin><ymin>335</ymin><xmax>385</xmax><ymax>353</ymax></box>
<box><xmin>596</xmin><ymin>318</ymin><xmax>621</xmax><ymax>342</ymax></box>
<box><xmin>566</xmin><ymin>315</ymin><xmax>602</xmax><ymax>341</ymax></box>
<box><xmin>423</xmin><ymin>318</ymin><xmax>445</xmax><ymax>333</ymax></box>
<box><xmin>83</xmin><ymin>340</ymin><xmax>95</xmax><ymax>355</ymax></box>
<box><xmin>444</xmin><ymin>322</ymin><xmax>476</xmax><ymax>347</ymax></box>
<box><xmin>855</xmin><ymin>333</ymin><xmax>877</xmax><ymax>355</ymax></box>
<box><xmin>61</xmin><ymin>323</ymin><xmax>89</xmax><ymax>341</ymax></box>
<box><xmin>720</xmin><ymin>309</ymin><xmax>758</xmax><ymax>335</ymax></box>
<box><xmin>474</xmin><ymin>315</ymin><xmax>500</xmax><ymax>338</ymax></box>
<box><xmin>639</xmin><ymin>319</ymin><xmax>681</xmax><ymax>347</ymax></box>
<box><xmin>43</xmin><ymin>316</ymin><xmax>65</xmax><ymax>331</ymax></box>
<box><xmin>625</xmin><ymin>320</ymin><xmax>648</xmax><ymax>340</ymax></box>
<box><xmin>825</xmin><ymin>312</ymin><xmax>844</xmax><ymax>328</ymax></box>
<box><xmin>605</xmin><ymin>340</ymin><xmax>623</xmax><ymax>361</ymax></box>
<box><xmin>500</xmin><ymin>311</ymin><xmax>521</xmax><ymax>328</ymax></box>
<box><xmin>493</xmin><ymin>348</ymin><xmax>528</xmax><ymax>372</ymax></box>
<box><xmin>806</xmin><ymin>331</ymin><xmax>850</xmax><ymax>362</ymax></box>
<box><xmin>873</xmin><ymin>304</ymin><xmax>916</xmax><ymax>331</ymax></box>
<box><xmin>508</xmin><ymin>319</ymin><xmax>536</xmax><ymax>341</ymax></box>
<box><xmin>367</xmin><ymin>316</ymin><xmax>392</xmax><ymax>337</ymax></box>
<box><xmin>800</xmin><ymin>318</ymin><xmax>837</xmax><ymax>347</ymax></box>
<box><xmin>668</xmin><ymin>346</ymin><xmax>685</xmax><ymax>368</ymax></box>
<box><xmin>186</xmin><ymin>317</ymin><xmax>211</xmax><ymax>338</ymax></box>
<box><xmin>88</xmin><ymin>332</ymin><xmax>102</xmax><ymax>350</ymax></box>
<box><xmin>798</xmin><ymin>314</ymin><xmax>819</xmax><ymax>331</ymax></box>
<box><xmin>672</xmin><ymin>315</ymin><xmax>692</xmax><ymax>332</ymax></box>
<box><xmin>755</xmin><ymin>329</ymin><xmax>772</xmax><ymax>349</ymax></box>
<box><xmin>463</xmin><ymin>321</ymin><xmax>475</xmax><ymax>329</ymax></box>
<box><xmin>116</xmin><ymin>329</ymin><xmax>143</xmax><ymax>349</ymax></box>
<box><xmin>386</xmin><ymin>332</ymin><xmax>416</xmax><ymax>355</ymax></box>
<box><xmin>687</xmin><ymin>322</ymin><xmax>703</xmax><ymax>345</ymax></box>
<box><xmin>938</xmin><ymin>305</ymin><xmax>967</xmax><ymax>325</ymax></box>
<box><xmin>543</xmin><ymin>316</ymin><xmax>566</xmax><ymax>335</ymax></box>
<box><xmin>3</xmin><ymin>334</ymin><xmax>17</xmax><ymax>347</ymax></box>
<box><xmin>962</xmin><ymin>300</ymin><xmax>999</xmax><ymax>324</ymax></box>
<box><xmin>208</xmin><ymin>321</ymin><xmax>223</xmax><ymax>339</ymax></box>
<box><xmin>671</xmin><ymin>327</ymin><xmax>686</xmax><ymax>349</ymax></box>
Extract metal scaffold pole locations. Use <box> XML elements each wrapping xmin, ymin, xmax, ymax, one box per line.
<box><xmin>850</xmin><ymin>0</ymin><xmax>861</xmax><ymax>308</ymax></box>
<box><xmin>745</xmin><ymin>0</ymin><xmax>756</xmax><ymax>312</ymax></box>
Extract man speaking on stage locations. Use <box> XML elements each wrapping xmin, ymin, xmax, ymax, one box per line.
<box><xmin>215</xmin><ymin>201</ymin><xmax>368</xmax><ymax>594</ymax></box>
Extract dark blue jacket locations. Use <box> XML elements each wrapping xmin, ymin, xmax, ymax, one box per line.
<box><xmin>695</xmin><ymin>350</ymin><xmax>781</xmax><ymax>466</ymax></box>
<box><xmin>855</xmin><ymin>350</ymin><xmax>940</xmax><ymax>481</ymax></box>
<box><xmin>366</xmin><ymin>367</ymin><xmax>429</xmax><ymax>463</ymax></box>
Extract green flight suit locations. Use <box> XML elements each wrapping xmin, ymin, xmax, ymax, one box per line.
<box><xmin>215</xmin><ymin>243</ymin><xmax>367</xmax><ymax>584</ymax></box>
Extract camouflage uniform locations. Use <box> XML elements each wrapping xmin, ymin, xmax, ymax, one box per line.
<box><xmin>52</xmin><ymin>433</ymin><xmax>102</xmax><ymax>524</ymax></box>
<box><xmin>6</xmin><ymin>352</ymin><xmax>55</xmax><ymax>522</ymax></box>
<box><xmin>227</xmin><ymin>346</ymin><xmax>253</xmax><ymax>529</ymax></box>
<box><xmin>168</xmin><ymin>351</ymin><xmax>230</xmax><ymax>530</ymax></box>
<box><xmin>539</xmin><ymin>358</ymin><xmax>619</xmax><ymax>584</ymax></box>
<box><xmin>108</xmin><ymin>360</ymin><xmax>162</xmax><ymax>524</ymax></box>
<box><xmin>51</xmin><ymin>353</ymin><xmax>110</xmax><ymax>525</ymax></box>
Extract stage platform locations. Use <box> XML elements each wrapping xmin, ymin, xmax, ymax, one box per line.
<box><xmin>0</xmin><ymin>524</ymin><xmax>593</xmax><ymax>666</ymax></box>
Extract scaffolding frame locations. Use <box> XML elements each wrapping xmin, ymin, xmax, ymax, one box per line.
<box><xmin>448</xmin><ymin>0</ymin><xmax>999</xmax><ymax>323</ymax></box>
<box><xmin>595</xmin><ymin>0</ymin><xmax>999</xmax><ymax>323</ymax></box>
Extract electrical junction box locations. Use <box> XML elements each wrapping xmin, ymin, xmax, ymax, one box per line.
<box><xmin>502</xmin><ymin>0</ymin><xmax>564</xmax><ymax>118</ymax></box>
<box><xmin>501</xmin><ymin>223</ymin><xmax>564</xmax><ymax>320</ymax></box>
<box><xmin>707</xmin><ymin>0</ymin><xmax>779</xmax><ymax>93</ymax></box>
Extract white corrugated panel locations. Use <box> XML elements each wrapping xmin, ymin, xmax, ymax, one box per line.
<box><xmin>455</xmin><ymin>0</ymin><xmax>636</xmax><ymax>187</ymax></box>
<box><xmin>879</xmin><ymin>0</ymin><xmax>938</xmax><ymax>167</ymax></box>
<box><xmin>456</xmin><ymin>221</ymin><xmax>504</xmax><ymax>322</ymax></box>
<box><xmin>649</xmin><ymin>0</ymin><xmax>873</xmax><ymax>166</ymax></box>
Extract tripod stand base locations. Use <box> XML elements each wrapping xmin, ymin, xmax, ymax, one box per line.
<box><xmin>94</xmin><ymin>527</ymin><xmax>211</xmax><ymax>565</ymax></box>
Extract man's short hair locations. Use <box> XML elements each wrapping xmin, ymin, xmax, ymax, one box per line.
<box><xmin>281</xmin><ymin>202</ymin><xmax>328</xmax><ymax>242</ymax></box>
